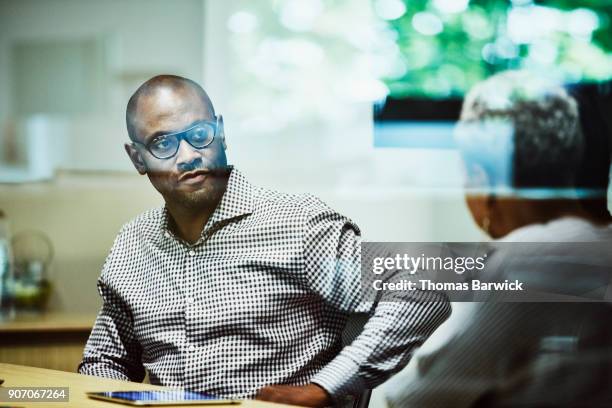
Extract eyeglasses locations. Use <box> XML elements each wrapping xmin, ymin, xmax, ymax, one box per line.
<box><xmin>133</xmin><ymin>117</ymin><xmax>220</xmax><ymax>159</ymax></box>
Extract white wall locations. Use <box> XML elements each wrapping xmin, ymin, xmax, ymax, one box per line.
<box><xmin>0</xmin><ymin>0</ymin><xmax>204</xmax><ymax>171</ymax></box>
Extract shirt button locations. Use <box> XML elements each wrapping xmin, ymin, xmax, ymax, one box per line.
<box><xmin>188</xmin><ymin>345</ymin><xmax>196</xmax><ymax>352</ymax></box>
<box><xmin>188</xmin><ymin>250</ymin><xmax>195</xmax><ymax>256</ymax></box>
<box><xmin>164</xmin><ymin>231</ymin><xmax>171</xmax><ymax>238</ymax></box>
<box><xmin>186</xmin><ymin>297</ymin><xmax>194</xmax><ymax>304</ymax></box>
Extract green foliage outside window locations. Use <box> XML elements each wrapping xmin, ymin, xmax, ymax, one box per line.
<box><xmin>379</xmin><ymin>0</ymin><xmax>612</xmax><ymax>98</ymax></box>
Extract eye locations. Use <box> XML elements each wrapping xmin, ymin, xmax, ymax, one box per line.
<box><xmin>189</xmin><ymin>127</ymin><xmax>213</xmax><ymax>146</ymax></box>
<box><xmin>191</xmin><ymin>129</ymin><xmax>206</xmax><ymax>142</ymax></box>
<box><xmin>152</xmin><ymin>137</ymin><xmax>172</xmax><ymax>150</ymax></box>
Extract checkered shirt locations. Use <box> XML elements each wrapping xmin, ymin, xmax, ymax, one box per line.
<box><xmin>78</xmin><ymin>168</ymin><xmax>450</xmax><ymax>400</ymax></box>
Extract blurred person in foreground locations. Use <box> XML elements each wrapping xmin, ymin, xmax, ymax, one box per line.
<box><xmin>383</xmin><ymin>70</ymin><xmax>612</xmax><ymax>407</ymax></box>
<box><xmin>77</xmin><ymin>75</ymin><xmax>450</xmax><ymax>407</ymax></box>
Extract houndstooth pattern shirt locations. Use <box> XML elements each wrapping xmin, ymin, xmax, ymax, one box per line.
<box><xmin>78</xmin><ymin>167</ymin><xmax>450</xmax><ymax>400</ymax></box>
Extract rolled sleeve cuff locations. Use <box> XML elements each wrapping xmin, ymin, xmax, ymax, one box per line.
<box><xmin>311</xmin><ymin>354</ymin><xmax>367</xmax><ymax>401</ymax></box>
<box><xmin>78</xmin><ymin>360</ymin><xmax>131</xmax><ymax>382</ymax></box>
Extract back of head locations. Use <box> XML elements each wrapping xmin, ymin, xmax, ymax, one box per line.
<box><xmin>567</xmin><ymin>81</ymin><xmax>612</xmax><ymax>221</ymax></box>
<box><xmin>458</xmin><ymin>70</ymin><xmax>583</xmax><ymax>190</ymax></box>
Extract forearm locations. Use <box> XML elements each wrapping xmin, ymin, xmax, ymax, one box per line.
<box><xmin>302</xmin><ymin>206</ymin><xmax>450</xmax><ymax>399</ymax></box>
<box><xmin>312</xmin><ymin>295</ymin><xmax>451</xmax><ymax>400</ymax></box>
<box><xmin>78</xmin><ymin>356</ymin><xmax>143</xmax><ymax>382</ymax></box>
<box><xmin>78</xmin><ymin>279</ymin><xmax>145</xmax><ymax>382</ymax></box>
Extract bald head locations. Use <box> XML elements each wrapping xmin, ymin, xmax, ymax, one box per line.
<box><xmin>126</xmin><ymin>75</ymin><xmax>215</xmax><ymax>141</ymax></box>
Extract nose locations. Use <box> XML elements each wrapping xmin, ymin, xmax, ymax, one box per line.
<box><xmin>175</xmin><ymin>139</ymin><xmax>201</xmax><ymax>171</ymax></box>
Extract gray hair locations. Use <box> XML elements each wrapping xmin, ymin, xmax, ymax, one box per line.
<box><xmin>459</xmin><ymin>70</ymin><xmax>583</xmax><ymax>189</ymax></box>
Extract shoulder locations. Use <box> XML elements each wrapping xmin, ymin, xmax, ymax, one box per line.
<box><xmin>114</xmin><ymin>207</ymin><xmax>164</xmax><ymax>240</ymax></box>
<box><xmin>251</xmin><ymin>185</ymin><xmax>357</xmax><ymax>228</ymax></box>
<box><xmin>251</xmin><ymin>185</ymin><xmax>324</xmax><ymax>211</ymax></box>
<box><xmin>500</xmin><ymin>216</ymin><xmax>611</xmax><ymax>243</ymax></box>
<box><xmin>100</xmin><ymin>207</ymin><xmax>163</xmax><ymax>278</ymax></box>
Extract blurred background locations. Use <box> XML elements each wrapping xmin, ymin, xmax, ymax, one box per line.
<box><xmin>0</xmin><ymin>0</ymin><xmax>610</xmax><ymax>386</ymax></box>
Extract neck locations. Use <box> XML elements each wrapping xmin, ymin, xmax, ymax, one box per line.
<box><xmin>165</xmin><ymin>178</ymin><xmax>229</xmax><ymax>244</ymax></box>
<box><xmin>166</xmin><ymin>202</ymin><xmax>216</xmax><ymax>244</ymax></box>
<box><xmin>491</xmin><ymin>197</ymin><xmax>609</xmax><ymax>238</ymax></box>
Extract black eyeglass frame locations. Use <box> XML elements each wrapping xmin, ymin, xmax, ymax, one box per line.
<box><xmin>132</xmin><ymin>116</ymin><xmax>221</xmax><ymax>159</ymax></box>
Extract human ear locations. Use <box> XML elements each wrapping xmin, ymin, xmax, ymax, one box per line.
<box><xmin>218</xmin><ymin>115</ymin><xmax>227</xmax><ymax>150</ymax></box>
<box><xmin>124</xmin><ymin>143</ymin><xmax>147</xmax><ymax>175</ymax></box>
<box><xmin>483</xmin><ymin>194</ymin><xmax>499</xmax><ymax>237</ymax></box>
<box><xmin>466</xmin><ymin>195</ymin><xmax>488</xmax><ymax>231</ymax></box>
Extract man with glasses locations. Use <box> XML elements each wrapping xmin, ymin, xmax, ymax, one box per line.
<box><xmin>78</xmin><ymin>75</ymin><xmax>449</xmax><ymax>407</ymax></box>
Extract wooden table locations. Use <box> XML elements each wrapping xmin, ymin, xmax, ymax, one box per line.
<box><xmin>0</xmin><ymin>313</ymin><xmax>96</xmax><ymax>372</ymax></box>
<box><xmin>0</xmin><ymin>363</ymin><xmax>294</xmax><ymax>408</ymax></box>
<box><xmin>0</xmin><ymin>312</ymin><xmax>95</xmax><ymax>333</ymax></box>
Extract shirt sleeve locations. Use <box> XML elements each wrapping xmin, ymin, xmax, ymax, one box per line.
<box><xmin>78</xmin><ymin>228</ymin><xmax>145</xmax><ymax>382</ymax></box>
<box><xmin>302</xmin><ymin>200</ymin><xmax>451</xmax><ymax>400</ymax></box>
<box><xmin>383</xmin><ymin>303</ymin><xmax>544</xmax><ymax>408</ymax></box>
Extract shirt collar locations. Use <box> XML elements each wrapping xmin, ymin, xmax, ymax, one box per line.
<box><xmin>156</xmin><ymin>166</ymin><xmax>253</xmax><ymax>244</ymax></box>
<box><xmin>204</xmin><ymin>166</ymin><xmax>253</xmax><ymax>228</ymax></box>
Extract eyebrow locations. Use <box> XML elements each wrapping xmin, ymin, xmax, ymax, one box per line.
<box><xmin>145</xmin><ymin>119</ymin><xmax>205</xmax><ymax>141</ymax></box>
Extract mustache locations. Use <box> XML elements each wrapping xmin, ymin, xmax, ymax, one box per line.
<box><xmin>187</xmin><ymin>165</ymin><xmax>232</xmax><ymax>177</ymax></box>
<box><xmin>179</xmin><ymin>167</ymin><xmax>231</xmax><ymax>180</ymax></box>
<box><xmin>147</xmin><ymin>165</ymin><xmax>233</xmax><ymax>178</ymax></box>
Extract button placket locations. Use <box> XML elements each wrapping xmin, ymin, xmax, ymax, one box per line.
<box><xmin>184</xmin><ymin>242</ymin><xmax>203</xmax><ymax>382</ymax></box>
